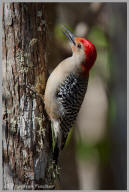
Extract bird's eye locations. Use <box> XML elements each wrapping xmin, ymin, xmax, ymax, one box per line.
<box><xmin>77</xmin><ymin>43</ymin><xmax>81</xmax><ymax>48</ymax></box>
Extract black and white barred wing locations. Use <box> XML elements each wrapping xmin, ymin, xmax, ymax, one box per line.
<box><xmin>56</xmin><ymin>73</ymin><xmax>89</xmax><ymax>149</ymax></box>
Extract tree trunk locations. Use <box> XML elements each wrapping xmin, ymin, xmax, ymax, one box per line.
<box><xmin>2</xmin><ymin>3</ymin><xmax>55</xmax><ymax>189</ymax></box>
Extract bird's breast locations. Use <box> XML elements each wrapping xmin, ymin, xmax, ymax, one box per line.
<box><xmin>44</xmin><ymin>56</ymin><xmax>88</xmax><ymax>120</ymax></box>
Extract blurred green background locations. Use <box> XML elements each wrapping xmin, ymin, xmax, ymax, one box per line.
<box><xmin>45</xmin><ymin>2</ymin><xmax>127</xmax><ymax>190</ymax></box>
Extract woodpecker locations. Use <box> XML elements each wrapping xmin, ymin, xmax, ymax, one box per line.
<box><xmin>44</xmin><ymin>26</ymin><xmax>97</xmax><ymax>163</ymax></box>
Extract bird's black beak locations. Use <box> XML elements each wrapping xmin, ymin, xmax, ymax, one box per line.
<box><xmin>62</xmin><ymin>25</ymin><xmax>76</xmax><ymax>46</ymax></box>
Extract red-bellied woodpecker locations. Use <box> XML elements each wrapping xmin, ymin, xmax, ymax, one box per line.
<box><xmin>44</xmin><ymin>26</ymin><xmax>97</xmax><ymax>163</ymax></box>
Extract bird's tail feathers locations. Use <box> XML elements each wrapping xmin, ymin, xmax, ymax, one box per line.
<box><xmin>53</xmin><ymin>141</ymin><xmax>59</xmax><ymax>165</ymax></box>
<box><xmin>51</xmin><ymin>121</ymin><xmax>61</xmax><ymax>165</ymax></box>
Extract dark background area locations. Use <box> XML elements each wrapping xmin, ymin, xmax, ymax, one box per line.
<box><xmin>45</xmin><ymin>2</ymin><xmax>127</xmax><ymax>190</ymax></box>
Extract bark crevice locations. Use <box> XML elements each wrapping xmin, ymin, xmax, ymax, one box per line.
<box><xmin>2</xmin><ymin>3</ymin><xmax>56</xmax><ymax>189</ymax></box>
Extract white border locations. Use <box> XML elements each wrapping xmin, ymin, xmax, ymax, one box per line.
<box><xmin>0</xmin><ymin>1</ymin><xmax>127</xmax><ymax>192</ymax></box>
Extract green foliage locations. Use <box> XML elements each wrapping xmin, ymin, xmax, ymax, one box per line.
<box><xmin>87</xmin><ymin>25</ymin><xmax>111</xmax><ymax>81</ymax></box>
<box><xmin>54</xmin><ymin>24</ymin><xmax>64</xmax><ymax>40</ymax></box>
<box><xmin>96</xmin><ymin>138</ymin><xmax>111</xmax><ymax>165</ymax></box>
<box><xmin>76</xmin><ymin>141</ymin><xmax>97</xmax><ymax>161</ymax></box>
<box><xmin>54</xmin><ymin>24</ymin><xmax>74</xmax><ymax>41</ymax></box>
<box><xmin>88</xmin><ymin>25</ymin><xmax>109</xmax><ymax>48</ymax></box>
<box><xmin>76</xmin><ymin>138</ymin><xmax>111</xmax><ymax>165</ymax></box>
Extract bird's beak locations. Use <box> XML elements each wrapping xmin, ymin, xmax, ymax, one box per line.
<box><xmin>62</xmin><ymin>26</ymin><xmax>76</xmax><ymax>46</ymax></box>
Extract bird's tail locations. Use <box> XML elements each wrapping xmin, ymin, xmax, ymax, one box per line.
<box><xmin>51</xmin><ymin>122</ymin><xmax>60</xmax><ymax>165</ymax></box>
<box><xmin>53</xmin><ymin>141</ymin><xmax>59</xmax><ymax>165</ymax></box>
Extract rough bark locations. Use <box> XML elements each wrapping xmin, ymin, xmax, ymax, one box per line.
<box><xmin>2</xmin><ymin>3</ymin><xmax>55</xmax><ymax>189</ymax></box>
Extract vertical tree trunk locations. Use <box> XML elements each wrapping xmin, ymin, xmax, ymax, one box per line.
<box><xmin>2</xmin><ymin>3</ymin><xmax>55</xmax><ymax>189</ymax></box>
